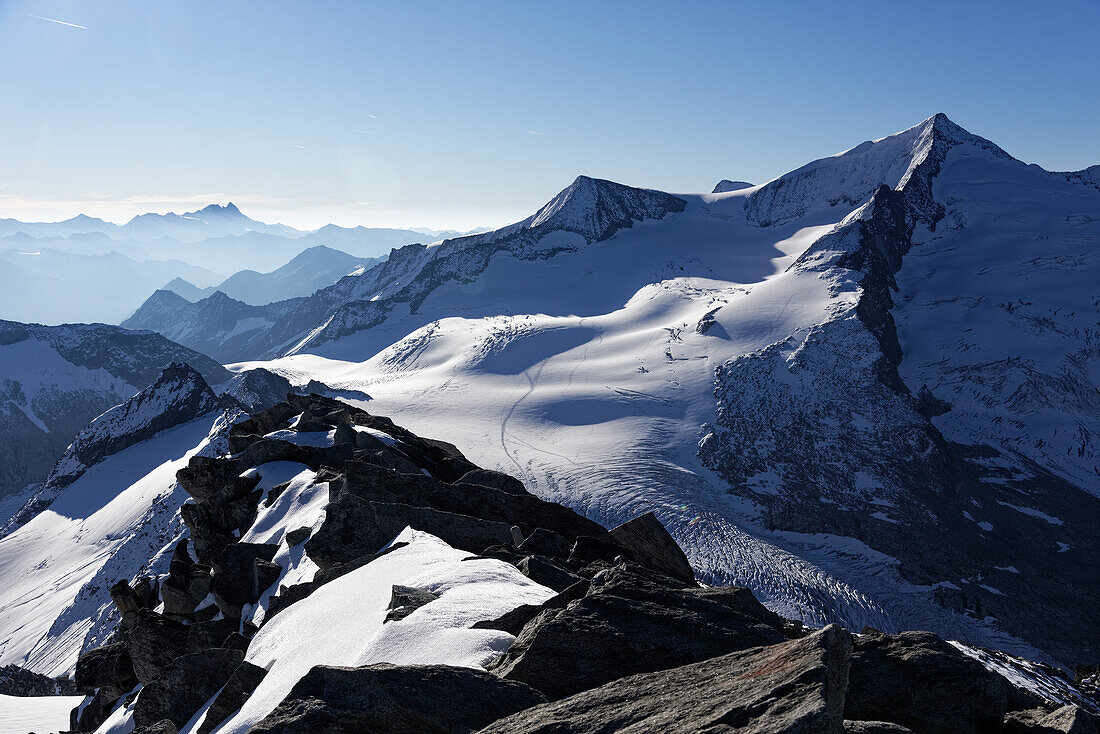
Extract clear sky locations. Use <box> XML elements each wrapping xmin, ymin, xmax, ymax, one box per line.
<box><xmin>2</xmin><ymin>0</ymin><xmax>1099</xmax><ymax>230</ymax></box>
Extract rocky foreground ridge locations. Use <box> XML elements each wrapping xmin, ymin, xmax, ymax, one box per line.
<box><xmin>64</xmin><ymin>395</ymin><xmax>1099</xmax><ymax>734</ymax></box>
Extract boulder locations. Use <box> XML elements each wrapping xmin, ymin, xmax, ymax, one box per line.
<box><xmin>844</xmin><ymin>630</ymin><xmax>1008</xmax><ymax>734</ymax></box>
<box><xmin>567</xmin><ymin>535</ymin><xmax>627</xmax><ymax>567</ymax></box>
<box><xmin>176</xmin><ymin>455</ymin><xmax>257</xmax><ymax>504</ymax></box>
<box><xmin>516</xmin><ymin>528</ymin><xmax>572</xmax><ymax>558</ymax></box>
<box><xmin>1005</xmin><ymin>706</ymin><xmax>1100</xmax><ymax>734</ymax></box>
<box><xmin>132</xmin><ymin>720</ymin><xmax>179</xmax><ymax>734</ymax></box>
<box><xmin>285</xmin><ymin>526</ymin><xmax>312</xmax><ymax>546</ymax></box>
<box><xmin>132</xmin><ymin>648</ymin><xmax>245</xmax><ymax>729</ymax></box>
<box><xmin>161</xmin><ymin>541</ymin><xmax>212</xmax><ymax>619</ymax></box>
<box><xmin>109</xmin><ymin>580</ymin><xmax>148</xmax><ymax>615</ymax></box>
<box><xmin>249</xmin><ymin>663</ymin><xmax>546</xmax><ymax>734</ymax></box>
<box><xmin>473</xmin><ymin>581</ymin><xmax>589</xmax><ymax>636</ymax></box>
<box><xmin>479</xmin><ymin>624</ymin><xmax>851</xmax><ymax>734</ymax></box>
<box><xmin>306</xmin><ymin>495</ymin><xmax>514</xmax><ymax>570</ymax></box>
<box><xmin>515</xmin><ymin>555</ymin><xmax>583</xmax><ymax>592</ymax></box>
<box><xmin>197</xmin><ymin>661</ymin><xmax>267</xmax><ymax>734</ymax></box>
<box><xmin>73</xmin><ymin>642</ymin><xmax>134</xmax><ymax>694</ymax></box>
<box><xmin>121</xmin><ymin>610</ymin><xmax>237</xmax><ymax>684</ymax></box>
<box><xmin>608</xmin><ymin>512</ymin><xmax>695</xmax><ymax>584</ymax></box>
<box><xmin>385</xmin><ymin>585</ymin><xmax>440</xmax><ymax>622</ymax></box>
<box><xmin>455</xmin><ymin>469</ymin><xmax>529</xmax><ymax>496</ymax></box>
<box><xmin>489</xmin><ymin>560</ymin><xmax>789</xmax><ymax>699</ymax></box>
<box><xmin>211</xmin><ymin>542</ymin><xmax>279</xmax><ymax>618</ymax></box>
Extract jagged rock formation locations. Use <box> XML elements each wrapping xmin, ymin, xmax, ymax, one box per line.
<box><xmin>67</xmin><ymin>396</ymin><xmax>1099</xmax><ymax>734</ymax></box>
<box><xmin>0</xmin><ymin>319</ymin><xmax>227</xmax><ymax>504</ymax></box>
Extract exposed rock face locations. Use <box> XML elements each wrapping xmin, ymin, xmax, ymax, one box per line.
<box><xmin>699</xmin><ymin>114</ymin><xmax>1100</xmax><ymax>667</ymax></box>
<box><xmin>197</xmin><ymin>661</ymin><xmax>268</xmax><ymax>734</ymax></box>
<box><xmin>479</xmin><ymin>624</ymin><xmax>852</xmax><ymax>734</ymax></box>
<box><xmin>712</xmin><ymin>179</ymin><xmax>754</xmax><ymax>193</ymax></box>
<box><xmin>488</xmin><ymin>560</ymin><xmax>790</xmax><ymax>699</ymax></box>
<box><xmin>249</xmin><ymin>663</ymin><xmax>547</xmax><ymax>734</ymax></box>
<box><xmin>844</xmin><ymin>630</ymin><xmax>1008</xmax><ymax>734</ymax></box>
<box><xmin>132</xmin><ymin>647</ymin><xmax>245</xmax><ymax>729</ymax></box>
<box><xmin>36</xmin><ymin>362</ymin><xmax>226</xmax><ymax>498</ymax></box>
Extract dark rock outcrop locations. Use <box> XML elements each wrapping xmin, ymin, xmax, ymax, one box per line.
<box><xmin>385</xmin><ymin>585</ymin><xmax>440</xmax><ymax>622</ymax></box>
<box><xmin>132</xmin><ymin>647</ymin><xmax>244</xmax><ymax>729</ymax></box>
<box><xmin>249</xmin><ymin>663</ymin><xmax>547</xmax><ymax>734</ymax></box>
<box><xmin>844</xmin><ymin>630</ymin><xmax>1008</xmax><ymax>734</ymax></box>
<box><xmin>479</xmin><ymin>624</ymin><xmax>851</xmax><ymax>734</ymax></box>
<box><xmin>488</xmin><ymin>560</ymin><xmax>790</xmax><ymax>699</ymax></box>
<box><xmin>197</xmin><ymin>661</ymin><xmax>268</xmax><ymax>734</ymax></box>
<box><xmin>608</xmin><ymin>511</ymin><xmax>695</xmax><ymax>584</ymax></box>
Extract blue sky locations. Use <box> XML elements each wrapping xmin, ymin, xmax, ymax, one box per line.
<box><xmin>2</xmin><ymin>0</ymin><xmax>1098</xmax><ymax>229</ymax></box>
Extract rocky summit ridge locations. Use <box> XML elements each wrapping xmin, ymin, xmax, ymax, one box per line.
<box><xmin>62</xmin><ymin>394</ymin><xmax>1099</xmax><ymax>734</ymax></box>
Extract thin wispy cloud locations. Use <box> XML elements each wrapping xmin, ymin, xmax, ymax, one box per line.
<box><xmin>355</xmin><ymin>130</ymin><xmax>373</xmax><ymax>135</ymax></box>
<box><xmin>292</xmin><ymin>144</ymin><xmax>307</xmax><ymax>149</ymax></box>
<box><xmin>525</xmin><ymin>129</ymin><xmax>545</xmax><ymax>136</ymax></box>
<box><xmin>364</xmin><ymin>114</ymin><xmax>378</xmax><ymax>119</ymax></box>
<box><xmin>30</xmin><ymin>15</ymin><xmax>87</xmax><ymax>30</ymax></box>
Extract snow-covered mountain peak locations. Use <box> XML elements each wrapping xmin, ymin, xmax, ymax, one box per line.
<box><xmin>527</xmin><ymin>175</ymin><xmax>687</xmax><ymax>242</ymax></box>
<box><xmin>744</xmin><ymin>113</ymin><xmax>1015</xmax><ymax>227</ymax></box>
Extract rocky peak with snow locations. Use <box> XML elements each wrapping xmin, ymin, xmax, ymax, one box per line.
<box><xmin>527</xmin><ymin>175</ymin><xmax>687</xmax><ymax>243</ymax></box>
<box><xmin>43</xmin><ymin>363</ymin><xmax>225</xmax><ymax>492</ymax></box>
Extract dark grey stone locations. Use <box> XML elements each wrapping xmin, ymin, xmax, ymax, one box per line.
<box><xmin>249</xmin><ymin>663</ymin><xmax>546</xmax><ymax>734</ymax></box>
<box><xmin>480</xmin><ymin>624</ymin><xmax>851</xmax><ymax>734</ymax></box>
<box><xmin>609</xmin><ymin>511</ymin><xmax>695</xmax><ymax>584</ymax></box>
<box><xmin>489</xmin><ymin>561</ymin><xmax>789</xmax><ymax>699</ymax></box>
<box><xmin>844</xmin><ymin>630</ymin><xmax>1008</xmax><ymax>734</ymax></box>
<box><xmin>197</xmin><ymin>661</ymin><xmax>267</xmax><ymax>734</ymax></box>
<box><xmin>132</xmin><ymin>648</ymin><xmax>244</xmax><ymax>730</ymax></box>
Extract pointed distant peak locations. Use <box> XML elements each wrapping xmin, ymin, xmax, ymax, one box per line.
<box><xmin>193</xmin><ymin>202</ymin><xmax>244</xmax><ymax>217</ymax></box>
<box><xmin>529</xmin><ymin>175</ymin><xmax>686</xmax><ymax>242</ymax></box>
<box><xmin>712</xmin><ymin>180</ymin><xmax>754</xmax><ymax>194</ymax></box>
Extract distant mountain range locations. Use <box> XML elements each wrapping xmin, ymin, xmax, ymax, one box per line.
<box><xmin>162</xmin><ymin>245</ymin><xmax>383</xmax><ymax>306</ymax></box>
<box><xmin>0</xmin><ymin>204</ymin><xmax>486</xmax><ymax>325</ymax></box>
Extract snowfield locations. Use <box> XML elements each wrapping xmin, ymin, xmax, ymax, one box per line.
<box><xmin>90</xmin><ymin>528</ymin><xmax>554</xmax><ymax>734</ymax></box>
<box><xmin>0</xmin><ymin>414</ymin><xmax>227</xmax><ymax>676</ymax></box>
<box><xmin>0</xmin><ymin>693</ymin><xmax>85</xmax><ymax>734</ymax></box>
